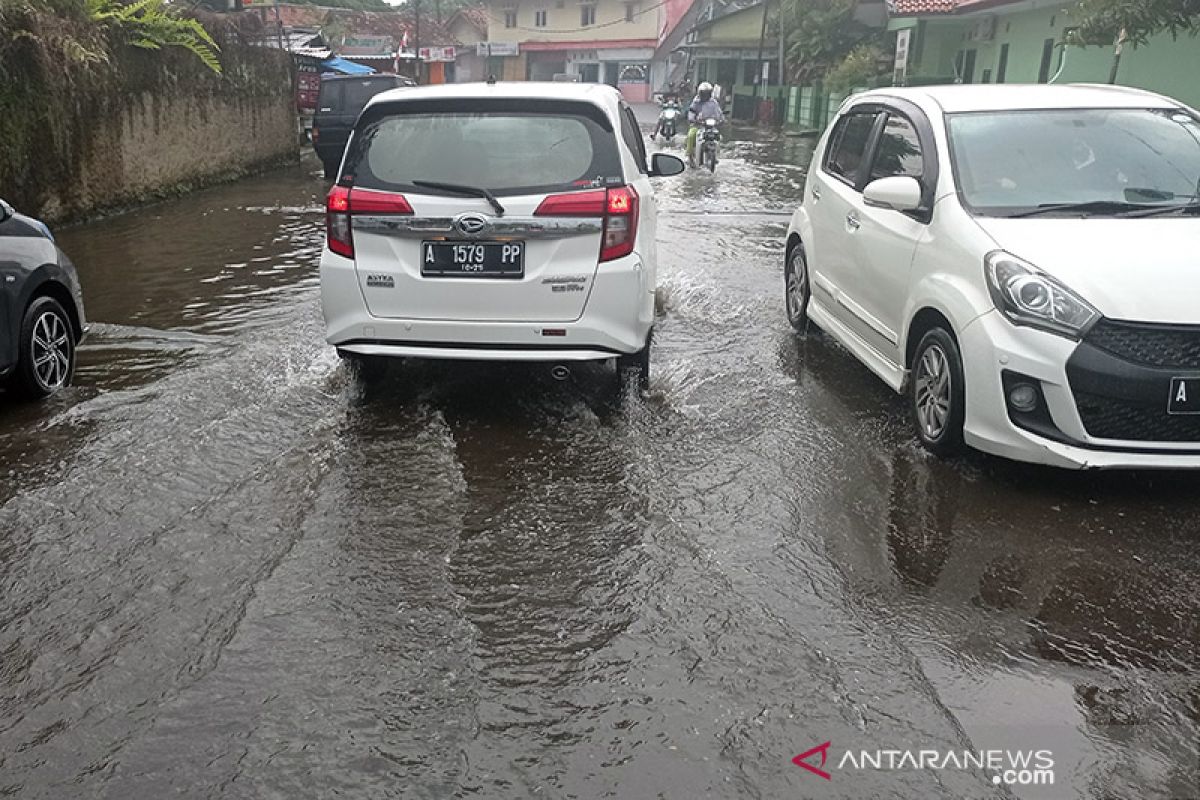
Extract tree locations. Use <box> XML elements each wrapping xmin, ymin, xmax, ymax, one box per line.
<box><xmin>1068</xmin><ymin>0</ymin><xmax>1200</xmax><ymax>82</ymax></box>
<box><xmin>776</xmin><ymin>0</ymin><xmax>876</xmax><ymax>85</ymax></box>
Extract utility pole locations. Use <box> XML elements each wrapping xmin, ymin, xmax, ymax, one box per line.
<box><xmin>1108</xmin><ymin>26</ymin><xmax>1126</xmax><ymax>84</ymax></box>
<box><xmin>751</xmin><ymin>0</ymin><xmax>770</xmax><ymax>105</ymax></box>
<box><xmin>413</xmin><ymin>0</ymin><xmax>422</xmax><ymax>83</ymax></box>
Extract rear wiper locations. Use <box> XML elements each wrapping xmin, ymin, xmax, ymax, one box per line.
<box><xmin>1120</xmin><ymin>201</ymin><xmax>1200</xmax><ymax>218</ymax></box>
<box><xmin>412</xmin><ymin>180</ymin><xmax>506</xmax><ymax>216</ymax></box>
<box><xmin>1005</xmin><ymin>200</ymin><xmax>1149</xmax><ymax>218</ymax></box>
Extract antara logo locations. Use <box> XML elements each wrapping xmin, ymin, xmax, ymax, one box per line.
<box><xmin>792</xmin><ymin>741</ymin><xmax>832</xmax><ymax>780</ymax></box>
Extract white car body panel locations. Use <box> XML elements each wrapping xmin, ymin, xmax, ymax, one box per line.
<box><xmin>787</xmin><ymin>83</ymin><xmax>1200</xmax><ymax>468</ymax></box>
<box><xmin>320</xmin><ymin>82</ymin><xmax>663</xmax><ymax>363</ymax></box>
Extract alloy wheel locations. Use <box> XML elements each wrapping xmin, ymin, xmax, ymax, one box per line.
<box><xmin>30</xmin><ymin>309</ymin><xmax>71</xmax><ymax>392</ymax></box>
<box><xmin>786</xmin><ymin>249</ymin><xmax>809</xmax><ymax>325</ymax></box>
<box><xmin>914</xmin><ymin>343</ymin><xmax>952</xmax><ymax>440</ymax></box>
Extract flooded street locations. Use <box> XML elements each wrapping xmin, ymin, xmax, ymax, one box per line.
<box><xmin>1</xmin><ymin>126</ymin><xmax>1198</xmax><ymax>799</ymax></box>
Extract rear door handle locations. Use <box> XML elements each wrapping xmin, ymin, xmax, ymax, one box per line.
<box><xmin>811</xmin><ymin>186</ymin><xmax>822</xmax><ymax>201</ymax></box>
<box><xmin>846</xmin><ymin>213</ymin><xmax>861</xmax><ymax>230</ymax></box>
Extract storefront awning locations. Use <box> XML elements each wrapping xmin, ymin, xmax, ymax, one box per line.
<box><xmin>320</xmin><ymin>57</ymin><xmax>376</xmax><ymax>75</ymax></box>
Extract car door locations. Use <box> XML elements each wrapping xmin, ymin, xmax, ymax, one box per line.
<box><xmin>619</xmin><ymin>103</ymin><xmax>658</xmax><ymax>326</ymax></box>
<box><xmin>806</xmin><ymin>107</ymin><xmax>883</xmax><ymax>334</ymax></box>
<box><xmin>844</xmin><ymin>107</ymin><xmax>935</xmax><ymax>367</ymax></box>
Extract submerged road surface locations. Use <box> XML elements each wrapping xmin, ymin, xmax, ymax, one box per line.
<box><xmin>1</xmin><ymin>127</ymin><xmax>1198</xmax><ymax>799</ymax></box>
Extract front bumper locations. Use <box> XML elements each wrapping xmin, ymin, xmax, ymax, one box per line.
<box><xmin>959</xmin><ymin>311</ymin><xmax>1200</xmax><ymax>469</ymax></box>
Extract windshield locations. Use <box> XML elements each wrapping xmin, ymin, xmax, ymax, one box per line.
<box><xmin>947</xmin><ymin>108</ymin><xmax>1200</xmax><ymax>216</ymax></box>
<box><xmin>345</xmin><ymin>104</ymin><xmax>624</xmax><ymax>197</ymax></box>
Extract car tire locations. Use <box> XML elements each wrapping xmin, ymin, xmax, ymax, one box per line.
<box><xmin>910</xmin><ymin>328</ymin><xmax>966</xmax><ymax>457</ymax></box>
<box><xmin>13</xmin><ymin>295</ymin><xmax>75</xmax><ymax>400</ymax></box>
<box><xmin>617</xmin><ymin>329</ymin><xmax>652</xmax><ymax>392</ymax></box>
<box><xmin>784</xmin><ymin>243</ymin><xmax>811</xmax><ymax>331</ymax></box>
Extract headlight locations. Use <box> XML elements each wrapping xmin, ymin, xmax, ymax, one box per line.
<box><xmin>984</xmin><ymin>250</ymin><xmax>1098</xmax><ymax>338</ymax></box>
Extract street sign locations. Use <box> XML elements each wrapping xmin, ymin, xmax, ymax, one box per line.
<box><xmin>894</xmin><ymin>28</ymin><xmax>911</xmax><ymax>86</ymax></box>
<box><xmin>419</xmin><ymin>46</ymin><xmax>457</xmax><ymax>62</ymax></box>
<box><xmin>477</xmin><ymin>42</ymin><xmax>519</xmax><ymax>57</ymax></box>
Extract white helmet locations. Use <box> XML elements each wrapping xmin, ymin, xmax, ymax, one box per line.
<box><xmin>698</xmin><ymin>81</ymin><xmax>713</xmax><ymax>93</ymax></box>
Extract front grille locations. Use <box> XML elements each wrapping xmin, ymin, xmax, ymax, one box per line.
<box><xmin>1075</xmin><ymin>391</ymin><xmax>1200</xmax><ymax>442</ymax></box>
<box><xmin>1086</xmin><ymin>319</ymin><xmax>1200</xmax><ymax>369</ymax></box>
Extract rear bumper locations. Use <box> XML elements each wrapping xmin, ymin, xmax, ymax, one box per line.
<box><xmin>320</xmin><ymin>250</ymin><xmax>654</xmax><ymax>361</ymax></box>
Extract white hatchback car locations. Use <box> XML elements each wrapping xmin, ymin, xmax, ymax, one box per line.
<box><xmin>786</xmin><ymin>84</ymin><xmax>1200</xmax><ymax>469</ymax></box>
<box><xmin>320</xmin><ymin>82</ymin><xmax>683</xmax><ymax>387</ymax></box>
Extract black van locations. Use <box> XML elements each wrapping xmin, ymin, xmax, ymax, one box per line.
<box><xmin>312</xmin><ymin>74</ymin><xmax>415</xmax><ymax>179</ymax></box>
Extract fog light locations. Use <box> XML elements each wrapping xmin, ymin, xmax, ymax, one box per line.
<box><xmin>1008</xmin><ymin>383</ymin><xmax>1039</xmax><ymax>413</ymax></box>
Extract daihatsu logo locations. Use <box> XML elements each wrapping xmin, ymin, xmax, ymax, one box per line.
<box><xmin>454</xmin><ymin>213</ymin><xmax>489</xmax><ymax>236</ymax></box>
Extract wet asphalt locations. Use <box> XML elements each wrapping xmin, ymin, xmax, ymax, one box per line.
<box><xmin>0</xmin><ymin>121</ymin><xmax>1198</xmax><ymax>800</ymax></box>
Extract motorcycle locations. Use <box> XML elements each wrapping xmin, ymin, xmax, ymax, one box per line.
<box><xmin>654</xmin><ymin>104</ymin><xmax>681</xmax><ymax>142</ymax></box>
<box><xmin>699</xmin><ymin>117</ymin><xmax>721</xmax><ymax>172</ymax></box>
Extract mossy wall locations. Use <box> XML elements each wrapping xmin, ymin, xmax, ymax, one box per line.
<box><xmin>0</xmin><ymin>10</ymin><xmax>298</xmax><ymax>223</ymax></box>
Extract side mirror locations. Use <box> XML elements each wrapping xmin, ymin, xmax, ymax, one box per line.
<box><xmin>0</xmin><ymin>198</ymin><xmax>12</xmax><ymax>224</ymax></box>
<box><xmin>649</xmin><ymin>152</ymin><xmax>685</xmax><ymax>178</ymax></box>
<box><xmin>863</xmin><ymin>176</ymin><xmax>923</xmax><ymax>212</ymax></box>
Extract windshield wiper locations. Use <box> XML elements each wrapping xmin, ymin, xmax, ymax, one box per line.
<box><xmin>412</xmin><ymin>180</ymin><xmax>506</xmax><ymax>216</ymax></box>
<box><xmin>1120</xmin><ymin>201</ymin><xmax>1200</xmax><ymax>218</ymax></box>
<box><xmin>1005</xmin><ymin>200</ymin><xmax>1150</xmax><ymax>218</ymax></box>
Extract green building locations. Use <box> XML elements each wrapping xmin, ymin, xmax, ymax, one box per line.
<box><xmin>888</xmin><ymin>0</ymin><xmax>1200</xmax><ymax>109</ymax></box>
<box><xmin>680</xmin><ymin>1</ymin><xmax>781</xmax><ymax>94</ymax></box>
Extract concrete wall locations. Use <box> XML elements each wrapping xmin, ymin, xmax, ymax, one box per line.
<box><xmin>37</xmin><ymin>90</ymin><xmax>297</xmax><ymax>223</ymax></box>
<box><xmin>0</xmin><ymin>17</ymin><xmax>298</xmax><ymax>225</ymax></box>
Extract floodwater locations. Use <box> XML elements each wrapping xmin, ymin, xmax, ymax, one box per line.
<box><xmin>1</xmin><ymin>124</ymin><xmax>1198</xmax><ymax>799</ymax></box>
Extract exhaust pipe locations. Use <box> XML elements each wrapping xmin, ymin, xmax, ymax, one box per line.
<box><xmin>551</xmin><ymin>365</ymin><xmax>571</xmax><ymax>382</ymax></box>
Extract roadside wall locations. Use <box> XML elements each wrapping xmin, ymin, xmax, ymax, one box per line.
<box><xmin>0</xmin><ymin>12</ymin><xmax>297</xmax><ymax>224</ymax></box>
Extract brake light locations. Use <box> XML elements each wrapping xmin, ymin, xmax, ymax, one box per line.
<box><xmin>325</xmin><ymin>186</ymin><xmax>412</xmax><ymax>259</ymax></box>
<box><xmin>327</xmin><ymin>185</ymin><xmax>353</xmax><ymax>258</ymax></box>
<box><xmin>311</xmin><ymin>125</ymin><xmax>319</xmax><ymax>143</ymax></box>
<box><xmin>535</xmin><ymin>186</ymin><xmax>638</xmax><ymax>263</ymax></box>
<box><xmin>600</xmin><ymin>186</ymin><xmax>638</xmax><ymax>262</ymax></box>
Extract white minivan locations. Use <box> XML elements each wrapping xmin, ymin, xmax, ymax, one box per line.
<box><xmin>320</xmin><ymin>82</ymin><xmax>684</xmax><ymax>387</ymax></box>
<box><xmin>785</xmin><ymin>84</ymin><xmax>1200</xmax><ymax>469</ymax></box>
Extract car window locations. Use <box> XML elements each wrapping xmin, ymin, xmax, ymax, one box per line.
<box><xmin>869</xmin><ymin>114</ymin><xmax>924</xmax><ymax>181</ymax></box>
<box><xmin>620</xmin><ymin>106</ymin><xmax>648</xmax><ymax>173</ymax></box>
<box><xmin>317</xmin><ymin>80</ymin><xmax>341</xmax><ymax>112</ymax></box>
<box><xmin>947</xmin><ymin>107</ymin><xmax>1200</xmax><ymax>215</ymax></box>
<box><xmin>346</xmin><ymin>101</ymin><xmax>625</xmax><ymax>197</ymax></box>
<box><xmin>341</xmin><ymin>79</ymin><xmax>396</xmax><ymax>113</ymax></box>
<box><xmin>825</xmin><ymin>111</ymin><xmax>880</xmax><ymax>186</ymax></box>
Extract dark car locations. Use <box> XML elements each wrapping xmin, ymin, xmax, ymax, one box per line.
<box><xmin>312</xmin><ymin>73</ymin><xmax>415</xmax><ymax>179</ymax></box>
<box><xmin>0</xmin><ymin>198</ymin><xmax>86</xmax><ymax>399</ymax></box>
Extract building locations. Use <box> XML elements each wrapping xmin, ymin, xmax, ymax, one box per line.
<box><xmin>888</xmin><ymin>0</ymin><xmax>1200</xmax><ymax>109</ymax></box>
<box><xmin>680</xmin><ymin>0</ymin><xmax>777</xmax><ymax>95</ymax></box>
<box><xmin>481</xmin><ymin>0</ymin><xmax>696</xmax><ymax>101</ymax></box>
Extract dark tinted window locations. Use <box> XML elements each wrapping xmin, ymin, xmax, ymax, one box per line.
<box><xmin>347</xmin><ymin>101</ymin><xmax>624</xmax><ymax>197</ymax></box>
<box><xmin>869</xmin><ymin>114</ymin><xmax>924</xmax><ymax>180</ymax></box>
<box><xmin>825</xmin><ymin>111</ymin><xmax>880</xmax><ymax>185</ymax></box>
<box><xmin>341</xmin><ymin>78</ymin><xmax>401</xmax><ymax>112</ymax></box>
<box><xmin>620</xmin><ymin>105</ymin><xmax>648</xmax><ymax>173</ymax></box>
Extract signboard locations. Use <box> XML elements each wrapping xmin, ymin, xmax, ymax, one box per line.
<box><xmin>893</xmin><ymin>28</ymin><xmax>911</xmax><ymax>86</ymax></box>
<box><xmin>341</xmin><ymin>35</ymin><xmax>395</xmax><ymax>56</ymax></box>
<box><xmin>419</xmin><ymin>46</ymin><xmax>457</xmax><ymax>62</ymax></box>
<box><xmin>477</xmin><ymin>42</ymin><xmax>520</xmax><ymax>57</ymax></box>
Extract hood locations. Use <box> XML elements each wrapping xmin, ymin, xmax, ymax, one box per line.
<box><xmin>972</xmin><ymin>217</ymin><xmax>1200</xmax><ymax>325</ymax></box>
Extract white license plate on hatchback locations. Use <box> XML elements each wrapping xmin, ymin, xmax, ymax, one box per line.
<box><xmin>1168</xmin><ymin>376</ymin><xmax>1200</xmax><ymax>415</ymax></box>
<box><xmin>421</xmin><ymin>241</ymin><xmax>524</xmax><ymax>278</ymax></box>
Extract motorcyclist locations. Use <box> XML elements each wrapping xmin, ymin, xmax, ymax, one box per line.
<box><xmin>651</xmin><ymin>94</ymin><xmax>682</xmax><ymax>141</ymax></box>
<box><xmin>685</xmin><ymin>82</ymin><xmax>725</xmax><ymax>168</ymax></box>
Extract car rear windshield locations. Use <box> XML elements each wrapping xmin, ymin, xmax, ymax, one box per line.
<box><xmin>344</xmin><ymin>99</ymin><xmax>625</xmax><ymax>197</ymax></box>
<box><xmin>319</xmin><ymin>78</ymin><xmax>398</xmax><ymax>113</ymax></box>
<box><xmin>947</xmin><ymin>107</ymin><xmax>1200</xmax><ymax>216</ymax></box>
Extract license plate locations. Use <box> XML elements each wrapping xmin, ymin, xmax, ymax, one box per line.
<box><xmin>1168</xmin><ymin>376</ymin><xmax>1200</xmax><ymax>415</ymax></box>
<box><xmin>421</xmin><ymin>241</ymin><xmax>524</xmax><ymax>278</ymax></box>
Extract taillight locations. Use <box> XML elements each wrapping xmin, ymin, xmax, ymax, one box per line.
<box><xmin>327</xmin><ymin>185</ymin><xmax>353</xmax><ymax>258</ymax></box>
<box><xmin>535</xmin><ymin>186</ymin><xmax>638</xmax><ymax>263</ymax></box>
<box><xmin>311</xmin><ymin>125</ymin><xmax>319</xmax><ymax>143</ymax></box>
<box><xmin>600</xmin><ymin>186</ymin><xmax>638</xmax><ymax>262</ymax></box>
<box><xmin>325</xmin><ymin>186</ymin><xmax>412</xmax><ymax>259</ymax></box>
